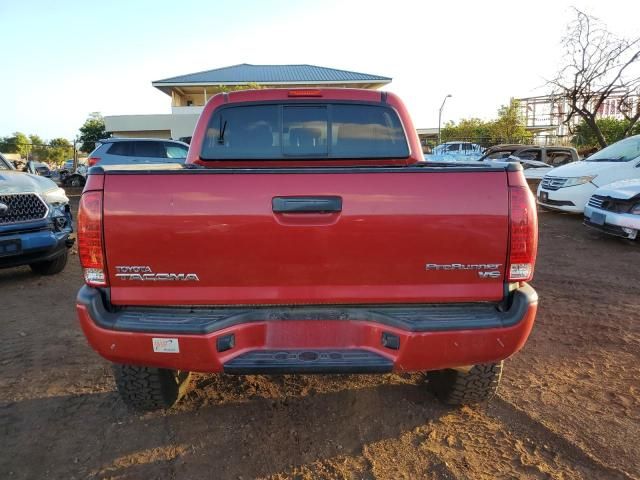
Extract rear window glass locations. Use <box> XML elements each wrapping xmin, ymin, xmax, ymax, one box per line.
<box><xmin>107</xmin><ymin>142</ymin><xmax>133</xmax><ymax>156</ymax></box>
<box><xmin>201</xmin><ymin>103</ymin><xmax>409</xmax><ymax>160</ymax></box>
<box><xmin>134</xmin><ymin>142</ymin><xmax>166</xmax><ymax>158</ymax></box>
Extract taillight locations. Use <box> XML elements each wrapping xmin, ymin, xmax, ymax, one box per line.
<box><xmin>88</xmin><ymin>157</ymin><xmax>100</xmax><ymax>166</ymax></box>
<box><xmin>78</xmin><ymin>191</ymin><xmax>107</xmax><ymax>286</ymax></box>
<box><xmin>287</xmin><ymin>89</ymin><xmax>323</xmax><ymax>97</ymax></box>
<box><xmin>508</xmin><ymin>186</ymin><xmax>538</xmax><ymax>281</ymax></box>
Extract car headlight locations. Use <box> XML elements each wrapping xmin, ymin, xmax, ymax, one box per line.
<box><xmin>631</xmin><ymin>203</ymin><xmax>640</xmax><ymax>215</ymax></box>
<box><xmin>42</xmin><ymin>187</ymin><xmax>69</xmax><ymax>206</ymax></box>
<box><xmin>563</xmin><ymin>175</ymin><xmax>597</xmax><ymax>187</ymax></box>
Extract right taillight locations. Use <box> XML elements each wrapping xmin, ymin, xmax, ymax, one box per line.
<box><xmin>88</xmin><ymin>157</ymin><xmax>100</xmax><ymax>167</ymax></box>
<box><xmin>508</xmin><ymin>186</ymin><xmax>538</xmax><ymax>281</ymax></box>
<box><xmin>78</xmin><ymin>191</ymin><xmax>108</xmax><ymax>286</ymax></box>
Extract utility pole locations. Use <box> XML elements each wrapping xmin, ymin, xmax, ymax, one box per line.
<box><xmin>438</xmin><ymin>94</ymin><xmax>452</xmax><ymax>145</ymax></box>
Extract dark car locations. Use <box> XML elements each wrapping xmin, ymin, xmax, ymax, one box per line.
<box><xmin>479</xmin><ymin>144</ymin><xmax>580</xmax><ymax>166</ymax></box>
<box><xmin>25</xmin><ymin>160</ymin><xmax>52</xmax><ymax>177</ymax></box>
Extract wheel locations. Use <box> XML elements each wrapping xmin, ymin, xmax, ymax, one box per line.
<box><xmin>29</xmin><ymin>250</ymin><xmax>68</xmax><ymax>275</ymax></box>
<box><xmin>426</xmin><ymin>361</ymin><xmax>503</xmax><ymax>405</ymax></box>
<box><xmin>70</xmin><ymin>175</ymin><xmax>85</xmax><ymax>187</ymax></box>
<box><xmin>113</xmin><ymin>364</ymin><xmax>192</xmax><ymax>411</ymax></box>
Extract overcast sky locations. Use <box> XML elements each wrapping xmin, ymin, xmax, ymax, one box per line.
<box><xmin>1</xmin><ymin>0</ymin><xmax>638</xmax><ymax>140</ymax></box>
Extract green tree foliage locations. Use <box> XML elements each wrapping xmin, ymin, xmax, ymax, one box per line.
<box><xmin>441</xmin><ymin>99</ymin><xmax>531</xmax><ymax>146</ymax></box>
<box><xmin>572</xmin><ymin>118</ymin><xmax>640</xmax><ymax>147</ymax></box>
<box><xmin>441</xmin><ymin>118</ymin><xmax>493</xmax><ymax>145</ymax></box>
<box><xmin>492</xmin><ymin>99</ymin><xmax>532</xmax><ymax>143</ymax></box>
<box><xmin>48</xmin><ymin>138</ymin><xmax>74</xmax><ymax>166</ymax></box>
<box><xmin>29</xmin><ymin>134</ymin><xmax>50</xmax><ymax>162</ymax></box>
<box><xmin>0</xmin><ymin>132</ymin><xmax>31</xmax><ymax>157</ymax></box>
<box><xmin>0</xmin><ymin>133</ymin><xmax>74</xmax><ymax>165</ymax></box>
<box><xmin>78</xmin><ymin>112</ymin><xmax>107</xmax><ymax>153</ymax></box>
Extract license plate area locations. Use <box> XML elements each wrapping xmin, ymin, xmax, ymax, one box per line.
<box><xmin>0</xmin><ymin>239</ymin><xmax>22</xmax><ymax>257</ymax></box>
<box><xmin>590</xmin><ymin>211</ymin><xmax>606</xmax><ymax>226</ymax></box>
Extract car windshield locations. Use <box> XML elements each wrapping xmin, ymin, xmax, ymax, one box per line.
<box><xmin>585</xmin><ymin>136</ymin><xmax>640</xmax><ymax>162</ymax></box>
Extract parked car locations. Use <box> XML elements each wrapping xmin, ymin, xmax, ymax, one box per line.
<box><xmin>537</xmin><ymin>135</ymin><xmax>640</xmax><ymax>213</ymax></box>
<box><xmin>424</xmin><ymin>141</ymin><xmax>485</xmax><ymax>162</ymax></box>
<box><xmin>62</xmin><ymin>165</ymin><xmax>88</xmax><ymax>187</ymax></box>
<box><xmin>489</xmin><ymin>158</ymin><xmax>555</xmax><ymax>180</ymax></box>
<box><xmin>584</xmin><ymin>179</ymin><xmax>640</xmax><ymax>240</ymax></box>
<box><xmin>76</xmin><ymin>88</ymin><xmax>538</xmax><ymax>411</ymax></box>
<box><xmin>0</xmin><ymin>154</ymin><xmax>74</xmax><ymax>275</ymax></box>
<box><xmin>479</xmin><ymin>144</ymin><xmax>579</xmax><ymax>166</ymax></box>
<box><xmin>25</xmin><ymin>160</ymin><xmax>52</xmax><ymax>177</ymax></box>
<box><xmin>0</xmin><ymin>153</ymin><xmax>15</xmax><ymax>170</ymax></box>
<box><xmin>87</xmin><ymin>138</ymin><xmax>189</xmax><ymax>167</ymax></box>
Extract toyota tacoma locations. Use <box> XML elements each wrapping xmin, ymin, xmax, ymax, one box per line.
<box><xmin>76</xmin><ymin>89</ymin><xmax>538</xmax><ymax>411</ymax></box>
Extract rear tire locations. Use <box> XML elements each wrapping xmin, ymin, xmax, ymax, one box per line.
<box><xmin>113</xmin><ymin>364</ymin><xmax>192</xmax><ymax>412</ymax></box>
<box><xmin>427</xmin><ymin>361</ymin><xmax>503</xmax><ymax>405</ymax></box>
<box><xmin>29</xmin><ymin>250</ymin><xmax>68</xmax><ymax>275</ymax></box>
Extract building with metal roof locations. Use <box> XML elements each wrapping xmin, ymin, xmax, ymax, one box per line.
<box><xmin>105</xmin><ymin>64</ymin><xmax>391</xmax><ymax>140</ymax></box>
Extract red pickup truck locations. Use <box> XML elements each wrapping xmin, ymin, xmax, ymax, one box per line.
<box><xmin>76</xmin><ymin>88</ymin><xmax>538</xmax><ymax>411</ymax></box>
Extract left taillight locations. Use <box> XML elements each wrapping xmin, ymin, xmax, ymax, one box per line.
<box><xmin>507</xmin><ymin>186</ymin><xmax>538</xmax><ymax>282</ymax></box>
<box><xmin>88</xmin><ymin>157</ymin><xmax>100</xmax><ymax>167</ymax></box>
<box><xmin>78</xmin><ymin>191</ymin><xmax>108</xmax><ymax>286</ymax></box>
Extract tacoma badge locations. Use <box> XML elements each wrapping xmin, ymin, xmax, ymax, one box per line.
<box><xmin>115</xmin><ymin>265</ymin><xmax>199</xmax><ymax>281</ymax></box>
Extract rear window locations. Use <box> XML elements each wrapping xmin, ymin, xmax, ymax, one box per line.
<box><xmin>200</xmin><ymin>103</ymin><xmax>409</xmax><ymax>160</ymax></box>
<box><xmin>107</xmin><ymin>142</ymin><xmax>133</xmax><ymax>156</ymax></box>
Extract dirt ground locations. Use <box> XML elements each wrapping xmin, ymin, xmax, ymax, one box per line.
<box><xmin>1</xmin><ymin>193</ymin><xmax>639</xmax><ymax>480</ymax></box>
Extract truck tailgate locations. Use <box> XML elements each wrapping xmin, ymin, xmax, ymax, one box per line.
<box><xmin>103</xmin><ymin>170</ymin><xmax>509</xmax><ymax>306</ymax></box>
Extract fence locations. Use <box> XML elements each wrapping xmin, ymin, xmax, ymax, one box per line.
<box><xmin>427</xmin><ymin>135</ymin><xmax>574</xmax><ymax>149</ymax></box>
<box><xmin>0</xmin><ymin>140</ymin><xmax>79</xmax><ymax>169</ymax></box>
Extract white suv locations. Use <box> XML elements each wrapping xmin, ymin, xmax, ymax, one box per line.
<box><xmin>537</xmin><ymin>135</ymin><xmax>640</xmax><ymax>213</ymax></box>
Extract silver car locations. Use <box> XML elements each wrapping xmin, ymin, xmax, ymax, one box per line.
<box><xmin>87</xmin><ymin>138</ymin><xmax>189</xmax><ymax>167</ymax></box>
<box><xmin>584</xmin><ymin>179</ymin><xmax>640</xmax><ymax>240</ymax></box>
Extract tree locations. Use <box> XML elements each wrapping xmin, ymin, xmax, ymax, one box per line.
<box><xmin>548</xmin><ymin>9</ymin><xmax>640</xmax><ymax>147</ymax></box>
<box><xmin>441</xmin><ymin>118</ymin><xmax>494</xmax><ymax>146</ymax></box>
<box><xmin>440</xmin><ymin>99</ymin><xmax>531</xmax><ymax>146</ymax></box>
<box><xmin>572</xmin><ymin>117</ymin><xmax>640</xmax><ymax>147</ymax></box>
<box><xmin>78</xmin><ymin>112</ymin><xmax>107</xmax><ymax>153</ymax></box>
<box><xmin>1</xmin><ymin>132</ymin><xmax>31</xmax><ymax>158</ymax></box>
<box><xmin>491</xmin><ymin>99</ymin><xmax>532</xmax><ymax>143</ymax></box>
<box><xmin>48</xmin><ymin>138</ymin><xmax>73</xmax><ymax>166</ymax></box>
<box><xmin>29</xmin><ymin>134</ymin><xmax>50</xmax><ymax>162</ymax></box>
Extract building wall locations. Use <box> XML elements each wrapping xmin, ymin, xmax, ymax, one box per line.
<box><xmin>105</xmin><ymin>113</ymin><xmax>200</xmax><ymax>139</ymax></box>
<box><xmin>109</xmin><ymin>130</ymin><xmax>171</xmax><ymax>139</ymax></box>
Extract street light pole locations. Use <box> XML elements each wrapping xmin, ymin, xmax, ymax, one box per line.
<box><xmin>438</xmin><ymin>94</ymin><xmax>452</xmax><ymax>145</ymax></box>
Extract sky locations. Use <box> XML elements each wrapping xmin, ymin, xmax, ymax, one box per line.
<box><xmin>1</xmin><ymin>0</ymin><xmax>639</xmax><ymax>141</ymax></box>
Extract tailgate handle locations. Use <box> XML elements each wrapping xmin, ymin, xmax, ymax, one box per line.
<box><xmin>272</xmin><ymin>196</ymin><xmax>342</xmax><ymax>213</ymax></box>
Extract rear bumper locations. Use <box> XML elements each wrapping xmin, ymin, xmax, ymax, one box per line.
<box><xmin>76</xmin><ymin>284</ymin><xmax>538</xmax><ymax>374</ymax></box>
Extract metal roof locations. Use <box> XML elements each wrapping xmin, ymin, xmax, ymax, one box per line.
<box><xmin>152</xmin><ymin>63</ymin><xmax>391</xmax><ymax>86</ymax></box>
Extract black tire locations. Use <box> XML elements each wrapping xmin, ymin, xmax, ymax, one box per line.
<box><xmin>29</xmin><ymin>250</ymin><xmax>68</xmax><ymax>275</ymax></box>
<box><xmin>427</xmin><ymin>361</ymin><xmax>503</xmax><ymax>405</ymax></box>
<box><xmin>113</xmin><ymin>364</ymin><xmax>192</xmax><ymax>412</ymax></box>
<box><xmin>71</xmin><ymin>175</ymin><xmax>85</xmax><ymax>187</ymax></box>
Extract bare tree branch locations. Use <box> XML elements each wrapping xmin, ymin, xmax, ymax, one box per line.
<box><xmin>547</xmin><ymin>8</ymin><xmax>640</xmax><ymax>147</ymax></box>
